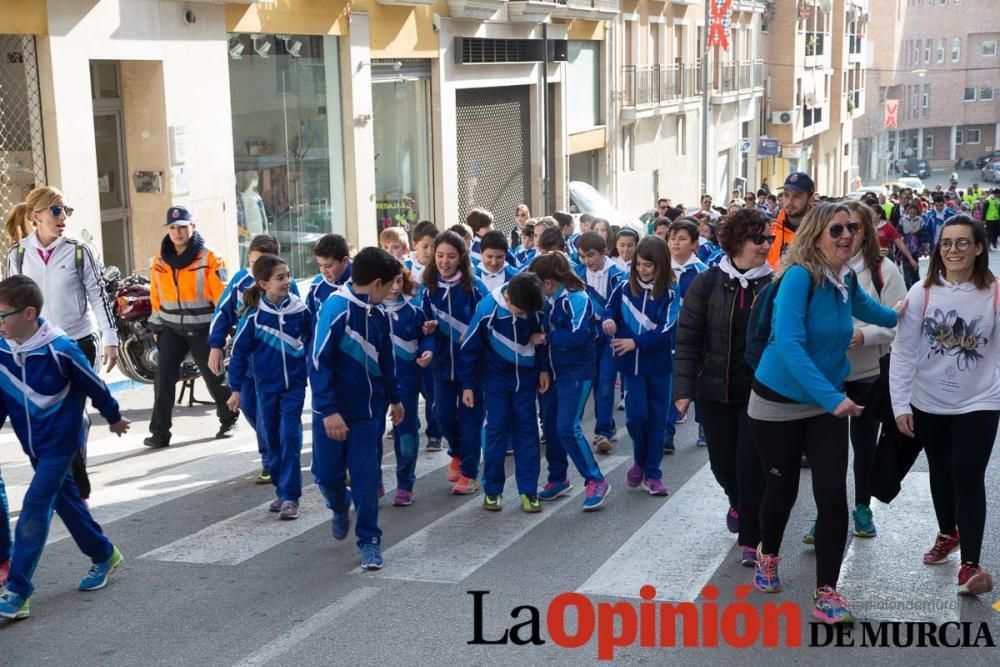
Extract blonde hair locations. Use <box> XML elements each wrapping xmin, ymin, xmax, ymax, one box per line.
<box><xmin>379</xmin><ymin>226</ymin><xmax>410</xmax><ymax>248</ymax></box>
<box><xmin>778</xmin><ymin>201</ymin><xmax>852</xmax><ymax>286</ymax></box>
<box><xmin>4</xmin><ymin>185</ymin><xmax>64</xmax><ymax>246</ymax></box>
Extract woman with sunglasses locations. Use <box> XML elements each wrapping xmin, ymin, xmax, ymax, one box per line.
<box><xmin>4</xmin><ymin>186</ymin><xmax>119</xmax><ymax>501</ymax></box>
<box><xmin>748</xmin><ymin>202</ymin><xmax>901</xmax><ymax>624</ymax></box>
<box><xmin>673</xmin><ymin>208</ymin><xmax>774</xmax><ymax>566</ymax></box>
<box><xmin>890</xmin><ymin>216</ymin><xmax>999</xmax><ymax>596</ymax></box>
<box><xmin>511</xmin><ymin>204</ymin><xmax>531</xmax><ymax>250</ymax></box>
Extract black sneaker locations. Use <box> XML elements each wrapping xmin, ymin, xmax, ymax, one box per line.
<box><xmin>143</xmin><ymin>436</ymin><xmax>169</xmax><ymax>449</ymax></box>
<box><xmin>216</xmin><ymin>420</ymin><xmax>239</xmax><ymax>439</ymax></box>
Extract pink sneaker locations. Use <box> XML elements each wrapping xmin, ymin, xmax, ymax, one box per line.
<box><xmin>643</xmin><ymin>478</ymin><xmax>669</xmax><ymax>496</ymax></box>
<box><xmin>626</xmin><ymin>463</ymin><xmax>644</xmax><ymax>488</ymax></box>
<box><xmin>393</xmin><ymin>489</ymin><xmax>413</xmax><ymax>507</ymax></box>
<box><xmin>0</xmin><ymin>559</ymin><xmax>9</xmax><ymax>587</ymax></box>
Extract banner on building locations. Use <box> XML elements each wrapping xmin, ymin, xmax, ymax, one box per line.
<box><xmin>884</xmin><ymin>100</ymin><xmax>899</xmax><ymax>128</ymax></box>
<box><xmin>707</xmin><ymin>0</ymin><xmax>735</xmax><ymax>50</ymax></box>
<box><xmin>759</xmin><ymin>138</ymin><xmax>780</xmax><ymax>157</ymax></box>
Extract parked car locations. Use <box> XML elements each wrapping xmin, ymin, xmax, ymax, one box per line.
<box><xmin>981</xmin><ymin>157</ymin><xmax>1000</xmax><ymax>182</ymax></box>
<box><xmin>897</xmin><ymin>177</ymin><xmax>926</xmax><ymax>192</ymax></box>
<box><xmin>983</xmin><ymin>162</ymin><xmax>1000</xmax><ymax>184</ymax></box>
<box><xmin>568</xmin><ymin>181</ymin><xmax>646</xmax><ymax>235</ymax></box>
<box><xmin>975</xmin><ymin>150</ymin><xmax>1000</xmax><ymax>169</ymax></box>
<box><xmin>901</xmin><ymin>158</ymin><xmax>931</xmax><ymax>179</ymax></box>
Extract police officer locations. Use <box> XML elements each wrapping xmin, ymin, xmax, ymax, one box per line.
<box><xmin>144</xmin><ymin>206</ymin><xmax>237</xmax><ymax>448</ymax></box>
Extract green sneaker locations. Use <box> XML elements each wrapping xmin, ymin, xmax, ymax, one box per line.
<box><xmin>853</xmin><ymin>504</ymin><xmax>877</xmax><ymax>537</ymax></box>
<box><xmin>483</xmin><ymin>494</ymin><xmax>503</xmax><ymax>512</ymax></box>
<box><xmin>0</xmin><ymin>592</ymin><xmax>29</xmax><ymax>620</ymax></box>
<box><xmin>255</xmin><ymin>468</ymin><xmax>271</xmax><ymax>484</ymax></box>
<box><xmin>802</xmin><ymin>519</ymin><xmax>816</xmax><ymax>545</ymax></box>
<box><xmin>519</xmin><ymin>494</ymin><xmax>542</xmax><ymax>513</ymax></box>
<box><xmin>79</xmin><ymin>545</ymin><xmax>125</xmax><ymax>591</ymax></box>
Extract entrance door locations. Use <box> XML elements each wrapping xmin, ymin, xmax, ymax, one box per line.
<box><xmin>91</xmin><ymin>62</ymin><xmax>132</xmax><ymax>273</ymax></box>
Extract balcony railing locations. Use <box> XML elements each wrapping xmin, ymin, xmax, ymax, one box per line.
<box><xmin>710</xmin><ymin>60</ymin><xmax>760</xmax><ymax>95</ymax></box>
<box><xmin>622</xmin><ymin>63</ymin><xmax>703</xmax><ymax>107</ymax></box>
<box><xmin>753</xmin><ymin>59</ymin><xmax>764</xmax><ymax>87</ymax></box>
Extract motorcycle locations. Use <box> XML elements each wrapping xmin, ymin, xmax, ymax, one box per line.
<box><xmin>103</xmin><ymin>266</ymin><xmax>203</xmax><ymax>385</ymax></box>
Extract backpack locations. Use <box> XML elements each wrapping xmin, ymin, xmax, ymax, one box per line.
<box><xmin>745</xmin><ymin>269</ymin><xmax>858</xmax><ymax>370</ymax></box>
<box><xmin>15</xmin><ymin>241</ymin><xmax>89</xmax><ymax>304</ymax></box>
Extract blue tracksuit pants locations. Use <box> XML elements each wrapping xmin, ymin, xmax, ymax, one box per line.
<box><xmin>256</xmin><ymin>387</ymin><xmax>305</xmax><ymax>501</ymax></box>
<box><xmin>0</xmin><ymin>469</ymin><xmax>10</xmax><ymax>562</ymax></box>
<box><xmin>593</xmin><ymin>342</ymin><xmax>617</xmax><ymax>438</ymax></box>
<box><xmin>239</xmin><ymin>377</ymin><xmax>270</xmax><ymax>469</ymax></box>
<box><xmin>433</xmin><ymin>379</ymin><xmax>483</xmax><ymax>479</ymax></box>
<box><xmin>541</xmin><ymin>379</ymin><xmax>604</xmax><ymax>484</ymax></box>
<box><xmin>624</xmin><ymin>375</ymin><xmax>669</xmax><ymax>480</ymax></box>
<box><xmin>312</xmin><ymin>416</ymin><xmax>382</xmax><ymax>547</ymax></box>
<box><xmin>483</xmin><ymin>384</ymin><xmax>540</xmax><ymax>497</ymax></box>
<box><xmin>419</xmin><ymin>365</ymin><xmax>441</xmax><ymax>439</ymax></box>
<box><xmin>377</xmin><ymin>387</ymin><xmax>420</xmax><ymax>492</ymax></box>
<box><xmin>7</xmin><ymin>451</ymin><xmax>114</xmax><ymax>598</ymax></box>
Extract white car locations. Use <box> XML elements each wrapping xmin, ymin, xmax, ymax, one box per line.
<box><xmin>568</xmin><ymin>181</ymin><xmax>646</xmax><ymax>235</ymax></box>
<box><xmin>898</xmin><ymin>177</ymin><xmax>926</xmax><ymax>192</ymax></box>
<box><xmin>984</xmin><ymin>162</ymin><xmax>1000</xmax><ymax>183</ymax></box>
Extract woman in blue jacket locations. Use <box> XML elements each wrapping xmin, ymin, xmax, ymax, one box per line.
<box><xmin>747</xmin><ymin>202</ymin><xmax>902</xmax><ymax>625</ymax></box>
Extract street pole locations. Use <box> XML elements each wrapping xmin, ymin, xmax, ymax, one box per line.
<box><xmin>700</xmin><ymin>0</ymin><xmax>710</xmax><ymax>199</ymax></box>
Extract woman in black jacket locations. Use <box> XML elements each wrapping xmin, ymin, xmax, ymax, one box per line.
<box><xmin>674</xmin><ymin>208</ymin><xmax>774</xmax><ymax>566</ymax></box>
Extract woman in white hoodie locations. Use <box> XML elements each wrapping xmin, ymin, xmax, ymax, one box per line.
<box><xmin>890</xmin><ymin>215</ymin><xmax>999</xmax><ymax>596</ymax></box>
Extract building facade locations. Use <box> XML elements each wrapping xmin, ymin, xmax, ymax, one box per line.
<box><xmin>855</xmin><ymin>0</ymin><xmax>1000</xmax><ymax>183</ymax></box>
<box><xmin>760</xmin><ymin>0</ymin><xmax>867</xmax><ymax>196</ymax></box>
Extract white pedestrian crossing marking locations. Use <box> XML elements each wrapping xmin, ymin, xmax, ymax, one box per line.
<box><xmin>839</xmin><ymin>472</ymin><xmax>960</xmax><ymax>623</ymax></box>
<box><xmin>141</xmin><ymin>451</ymin><xmax>453</xmax><ymax>565</ymax></box>
<box><xmin>578</xmin><ymin>462</ymin><xmax>736</xmax><ymax>602</ymax></box>
<box><xmin>363</xmin><ymin>455</ymin><xmax>630</xmax><ymax>583</ymax></box>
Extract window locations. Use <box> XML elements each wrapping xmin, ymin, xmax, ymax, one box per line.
<box><xmin>922</xmin><ymin>83</ymin><xmax>930</xmax><ymax>116</ymax></box>
<box><xmin>967</xmin><ymin>128</ymin><xmax>981</xmax><ymax>144</ymax></box>
<box><xmin>956</xmin><ymin>128</ymin><xmax>964</xmax><ymax>144</ymax></box>
<box><xmin>622</xmin><ymin>125</ymin><xmax>635</xmax><ymax>171</ymax></box>
<box><xmin>924</xmin><ymin>38</ymin><xmax>932</xmax><ymax>63</ymax></box>
<box><xmin>911</xmin><ymin>85</ymin><xmax>920</xmax><ymax>119</ymax></box>
<box><xmin>676</xmin><ymin>116</ymin><xmax>687</xmax><ymax>156</ymax></box>
<box><xmin>924</xmin><ymin>133</ymin><xmax>934</xmax><ymax>151</ymax></box>
<box><xmin>952</xmin><ymin>38</ymin><xmax>961</xmax><ymax>62</ymax></box>
<box><xmin>912</xmin><ymin>40</ymin><xmax>920</xmax><ymax>65</ymax></box>
<box><xmin>964</xmin><ymin>86</ymin><xmax>977</xmax><ymax>101</ymax></box>
<box><xmin>981</xmin><ymin>86</ymin><xmax>995</xmax><ymax>101</ymax></box>
<box><xmin>983</xmin><ymin>41</ymin><xmax>997</xmax><ymax>57</ymax></box>
<box><xmin>936</xmin><ymin>38</ymin><xmax>945</xmax><ymax>63</ymax></box>
<box><xmin>567</xmin><ymin>41</ymin><xmax>602</xmax><ymax>132</ymax></box>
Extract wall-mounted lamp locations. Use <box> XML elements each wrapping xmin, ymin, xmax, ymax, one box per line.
<box><xmin>354</xmin><ymin>113</ymin><xmax>372</xmax><ymax>127</ymax></box>
<box><xmin>251</xmin><ymin>34</ymin><xmax>271</xmax><ymax>58</ymax></box>
<box><xmin>228</xmin><ymin>36</ymin><xmax>245</xmax><ymax>60</ymax></box>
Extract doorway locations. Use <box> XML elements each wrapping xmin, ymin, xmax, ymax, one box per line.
<box><xmin>91</xmin><ymin>61</ymin><xmax>132</xmax><ymax>273</ymax></box>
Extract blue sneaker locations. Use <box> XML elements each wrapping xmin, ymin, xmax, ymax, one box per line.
<box><xmin>332</xmin><ymin>511</ymin><xmax>350</xmax><ymax>541</ymax></box>
<box><xmin>360</xmin><ymin>543</ymin><xmax>384</xmax><ymax>570</ymax></box>
<box><xmin>538</xmin><ymin>479</ymin><xmax>572</xmax><ymax>501</ymax></box>
<box><xmin>0</xmin><ymin>592</ymin><xmax>29</xmax><ymax>620</ymax></box>
<box><xmin>753</xmin><ymin>546</ymin><xmax>782</xmax><ymax>593</ymax></box>
<box><xmin>813</xmin><ymin>586</ymin><xmax>855</xmax><ymax>624</ymax></box>
<box><xmin>853</xmin><ymin>504</ymin><xmax>877</xmax><ymax>537</ymax></box>
<box><xmin>79</xmin><ymin>545</ymin><xmax>124</xmax><ymax>591</ymax></box>
<box><xmin>582</xmin><ymin>479</ymin><xmax>609</xmax><ymax>511</ymax></box>
<box><xmin>663</xmin><ymin>440</ymin><xmax>675</xmax><ymax>455</ymax></box>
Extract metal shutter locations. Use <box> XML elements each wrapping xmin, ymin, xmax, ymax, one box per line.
<box><xmin>0</xmin><ymin>35</ymin><xmax>46</xmax><ymax>226</ymax></box>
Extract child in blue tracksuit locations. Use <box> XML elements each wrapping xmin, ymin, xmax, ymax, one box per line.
<box><xmin>227</xmin><ymin>255</ymin><xmax>311</xmax><ymax>521</ymax></box>
<box><xmin>310</xmin><ymin>248</ymin><xmax>403</xmax><ymax>571</ymax></box>
<box><xmin>602</xmin><ymin>237</ymin><xmax>679</xmax><ymax>495</ymax></box>
<box><xmin>530</xmin><ymin>253</ymin><xmax>610</xmax><ymax>511</ymax></box>
<box><xmin>419</xmin><ymin>230</ymin><xmax>488</xmax><ymax>494</ymax></box>
<box><xmin>460</xmin><ymin>275</ymin><xmax>548</xmax><ymax>512</ymax></box>
<box><xmin>305</xmin><ymin>233</ymin><xmax>353</xmax><ymax>318</ymax></box>
<box><xmin>209</xmin><ymin>235</ymin><xmax>299</xmax><ymax>484</ymax></box>
<box><xmin>665</xmin><ymin>220</ymin><xmax>710</xmax><ymax>451</ymax></box>
<box><xmin>698</xmin><ymin>219</ymin><xmax>723</xmax><ymax>266</ymax></box>
<box><xmin>473</xmin><ymin>231</ymin><xmax>519</xmax><ymax>293</ymax></box>
<box><xmin>513</xmin><ymin>221</ymin><xmax>537</xmax><ymax>269</ymax></box>
<box><xmin>380</xmin><ymin>268</ymin><xmax>433</xmax><ymax>507</ymax></box>
<box><xmin>0</xmin><ymin>276</ymin><xmax>129</xmax><ymax>620</ymax></box>
<box><xmin>404</xmin><ymin>221</ymin><xmax>443</xmax><ymax>452</ymax></box>
<box><xmin>575</xmin><ymin>231</ymin><xmax>628</xmax><ymax>453</ymax></box>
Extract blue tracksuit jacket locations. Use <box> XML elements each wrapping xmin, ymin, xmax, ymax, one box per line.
<box><xmin>473</xmin><ymin>263</ymin><xmax>519</xmax><ymax>294</ymax></box>
<box><xmin>0</xmin><ymin>320</ymin><xmax>121</xmax><ymax>459</ymax></box>
<box><xmin>305</xmin><ymin>261</ymin><xmax>353</xmax><ymax>319</ymax></box>
<box><xmin>311</xmin><ymin>285</ymin><xmax>399</xmax><ymax>421</ymax></box>
<box><xmin>228</xmin><ymin>293</ymin><xmax>312</xmax><ymax>394</ymax></box>
<box><xmin>419</xmin><ymin>277</ymin><xmax>488</xmax><ymax>382</ymax></box>
<box><xmin>513</xmin><ymin>246</ymin><xmax>537</xmax><ymax>269</ymax></box>
<box><xmin>543</xmin><ymin>286</ymin><xmax>596</xmax><ymax>382</ymax></box>
<box><xmin>604</xmin><ymin>280</ymin><xmax>679</xmax><ymax>376</ymax></box>
<box><xmin>208</xmin><ymin>268</ymin><xmax>300</xmax><ymax>350</ymax></box>
<box><xmin>382</xmin><ymin>295</ymin><xmax>430</xmax><ymax>396</ymax></box>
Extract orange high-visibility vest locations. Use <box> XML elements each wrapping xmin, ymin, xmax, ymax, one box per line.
<box><xmin>767</xmin><ymin>210</ymin><xmax>795</xmax><ymax>269</ymax></box>
<box><xmin>149</xmin><ymin>246</ymin><xmax>227</xmax><ymax>330</ymax></box>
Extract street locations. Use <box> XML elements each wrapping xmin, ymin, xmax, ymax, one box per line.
<box><xmin>2</xmin><ymin>261</ymin><xmax>1000</xmax><ymax>666</ymax></box>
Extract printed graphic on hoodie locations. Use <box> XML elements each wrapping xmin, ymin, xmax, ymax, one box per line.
<box><xmin>924</xmin><ymin>308</ymin><xmax>989</xmax><ymax>371</ymax></box>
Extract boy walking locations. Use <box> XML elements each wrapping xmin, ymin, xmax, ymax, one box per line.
<box><xmin>0</xmin><ymin>276</ymin><xmax>130</xmax><ymax>620</ymax></box>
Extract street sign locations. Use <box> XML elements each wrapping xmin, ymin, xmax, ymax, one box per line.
<box><xmin>759</xmin><ymin>138</ymin><xmax>780</xmax><ymax>156</ymax></box>
<box><xmin>782</xmin><ymin>144</ymin><xmax>803</xmax><ymax>159</ymax></box>
<box><xmin>739</xmin><ymin>138</ymin><xmax>752</xmax><ymax>154</ymax></box>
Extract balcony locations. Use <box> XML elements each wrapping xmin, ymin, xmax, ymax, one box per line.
<box><xmin>506</xmin><ymin>0</ymin><xmax>560</xmax><ymax>22</ymax></box>
<box><xmin>710</xmin><ymin>60</ymin><xmax>764</xmax><ymax>103</ymax></box>
<box><xmin>804</xmin><ymin>31</ymin><xmax>830</xmax><ymax>68</ymax></box>
<box><xmin>553</xmin><ymin>0</ymin><xmax>619</xmax><ymax>19</ymax></box>
<box><xmin>621</xmin><ymin>63</ymin><xmax>702</xmax><ymax>120</ymax></box>
<box><xmin>847</xmin><ymin>35</ymin><xmax>864</xmax><ymax>63</ymax></box>
<box><xmin>447</xmin><ymin>0</ymin><xmax>506</xmax><ymax>20</ymax></box>
<box><xmin>847</xmin><ymin>89</ymin><xmax>864</xmax><ymax>118</ymax></box>
<box><xmin>753</xmin><ymin>59</ymin><xmax>764</xmax><ymax>89</ymax></box>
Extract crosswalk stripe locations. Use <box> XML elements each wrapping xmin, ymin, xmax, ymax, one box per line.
<box><xmin>363</xmin><ymin>455</ymin><xmax>631</xmax><ymax>583</ymax></box>
<box><xmin>839</xmin><ymin>472</ymin><xmax>960</xmax><ymax>623</ymax></box>
<box><xmin>577</xmin><ymin>462</ymin><xmax>736</xmax><ymax>602</ymax></box>
<box><xmin>141</xmin><ymin>450</ymin><xmax>453</xmax><ymax>565</ymax></box>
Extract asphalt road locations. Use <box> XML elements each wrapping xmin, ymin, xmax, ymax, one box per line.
<box><xmin>2</xmin><ymin>258</ymin><xmax>1000</xmax><ymax>666</ymax></box>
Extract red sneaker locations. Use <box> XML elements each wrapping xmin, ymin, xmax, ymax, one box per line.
<box><xmin>451</xmin><ymin>475</ymin><xmax>481</xmax><ymax>495</ymax></box>
<box><xmin>446</xmin><ymin>456</ymin><xmax>461</xmax><ymax>483</ymax></box>
<box><xmin>923</xmin><ymin>532</ymin><xmax>960</xmax><ymax>564</ymax></box>
<box><xmin>0</xmin><ymin>559</ymin><xmax>9</xmax><ymax>587</ymax></box>
<box><xmin>958</xmin><ymin>564</ymin><xmax>994</xmax><ymax>596</ymax></box>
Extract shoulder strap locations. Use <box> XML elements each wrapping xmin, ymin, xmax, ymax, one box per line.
<box><xmin>15</xmin><ymin>245</ymin><xmax>25</xmax><ymax>274</ymax></box>
<box><xmin>873</xmin><ymin>261</ymin><xmax>885</xmax><ymax>297</ymax></box>
<box><xmin>994</xmin><ymin>279</ymin><xmax>1000</xmax><ymax>313</ymax></box>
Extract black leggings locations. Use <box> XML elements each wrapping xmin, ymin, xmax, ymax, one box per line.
<box><xmin>699</xmin><ymin>399</ymin><xmax>765</xmax><ymax>548</ymax></box>
<box><xmin>912</xmin><ymin>408</ymin><xmax>998</xmax><ymax>567</ymax></box>
<box><xmin>845</xmin><ymin>380</ymin><xmax>880</xmax><ymax>507</ymax></box>
<box><xmin>71</xmin><ymin>334</ymin><xmax>98</xmax><ymax>500</ymax></box>
<box><xmin>749</xmin><ymin>412</ymin><xmax>849</xmax><ymax>590</ymax></box>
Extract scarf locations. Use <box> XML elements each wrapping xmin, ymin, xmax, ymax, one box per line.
<box><xmin>437</xmin><ymin>271</ymin><xmax>462</xmax><ymax>289</ymax></box>
<box><xmin>824</xmin><ymin>264</ymin><xmax>851</xmax><ymax>303</ymax></box>
<box><xmin>717</xmin><ymin>255</ymin><xmax>773</xmax><ymax>288</ymax></box>
<box><xmin>160</xmin><ymin>231</ymin><xmax>205</xmax><ymax>270</ymax></box>
<box><xmin>585</xmin><ymin>262</ymin><xmax>612</xmax><ymax>300</ymax></box>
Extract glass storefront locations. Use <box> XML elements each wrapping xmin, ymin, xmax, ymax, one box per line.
<box><xmin>371</xmin><ymin>60</ymin><xmax>433</xmax><ymax>238</ymax></box>
<box><xmin>228</xmin><ymin>34</ymin><xmax>346</xmax><ymax>277</ymax></box>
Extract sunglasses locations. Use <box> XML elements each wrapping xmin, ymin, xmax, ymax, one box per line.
<box><xmin>828</xmin><ymin>222</ymin><xmax>859</xmax><ymax>239</ymax></box>
<box><xmin>0</xmin><ymin>308</ymin><xmax>25</xmax><ymax>323</ymax></box>
<box><xmin>42</xmin><ymin>205</ymin><xmax>73</xmax><ymax>218</ymax></box>
<box><xmin>751</xmin><ymin>233</ymin><xmax>776</xmax><ymax>245</ymax></box>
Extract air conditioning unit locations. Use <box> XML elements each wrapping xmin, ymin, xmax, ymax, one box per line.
<box><xmin>772</xmin><ymin>110</ymin><xmax>794</xmax><ymax>125</ymax></box>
